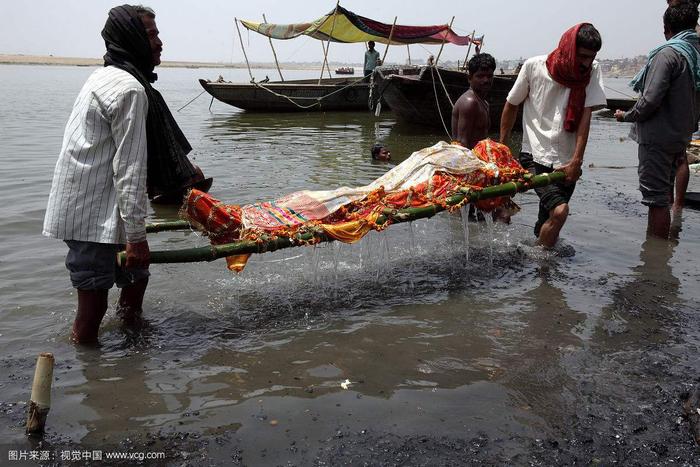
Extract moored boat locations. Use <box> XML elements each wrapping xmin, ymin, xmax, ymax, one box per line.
<box><xmin>203</xmin><ymin>5</ymin><xmax>481</xmax><ymax>113</ymax></box>
<box><xmin>373</xmin><ymin>66</ymin><xmax>518</xmax><ymax>131</ymax></box>
<box><xmin>335</xmin><ymin>66</ymin><xmax>355</xmax><ymax>75</ymax></box>
<box><xmin>200</xmin><ymin>77</ymin><xmax>370</xmax><ymax>112</ymax></box>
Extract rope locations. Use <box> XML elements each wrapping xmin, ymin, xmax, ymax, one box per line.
<box><xmin>430</xmin><ymin>66</ymin><xmax>452</xmax><ymax>139</ymax></box>
<box><xmin>252</xmin><ymin>75</ymin><xmax>369</xmax><ymax>110</ymax></box>
<box><xmin>176</xmin><ymin>90</ymin><xmax>206</xmax><ymax>112</ymax></box>
<box><xmin>604</xmin><ymin>84</ymin><xmax>638</xmax><ymax>99</ymax></box>
<box><xmin>434</xmin><ymin>67</ymin><xmax>455</xmax><ymax>108</ymax></box>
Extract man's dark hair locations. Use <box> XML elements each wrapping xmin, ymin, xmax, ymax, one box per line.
<box><xmin>368</xmin><ymin>41</ymin><xmax>375</xmax><ymax>48</ymax></box>
<box><xmin>371</xmin><ymin>143</ymin><xmax>383</xmax><ymax>159</ymax></box>
<box><xmin>467</xmin><ymin>53</ymin><xmax>496</xmax><ymax>75</ymax></box>
<box><xmin>664</xmin><ymin>3</ymin><xmax>700</xmax><ymax>34</ymax></box>
<box><xmin>576</xmin><ymin>24</ymin><xmax>602</xmax><ymax>52</ymax></box>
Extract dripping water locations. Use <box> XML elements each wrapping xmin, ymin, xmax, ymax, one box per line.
<box><xmin>459</xmin><ymin>205</ymin><xmax>470</xmax><ymax>265</ymax></box>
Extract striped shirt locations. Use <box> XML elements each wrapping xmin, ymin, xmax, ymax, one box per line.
<box><xmin>43</xmin><ymin>66</ymin><xmax>149</xmax><ymax>244</ymax></box>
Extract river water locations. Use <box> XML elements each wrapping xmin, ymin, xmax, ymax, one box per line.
<box><xmin>1</xmin><ymin>65</ymin><xmax>699</xmax><ymax>464</ymax></box>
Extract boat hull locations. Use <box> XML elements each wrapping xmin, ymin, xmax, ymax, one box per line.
<box><xmin>199</xmin><ymin>78</ymin><xmax>371</xmax><ymax>112</ymax></box>
<box><xmin>375</xmin><ymin>67</ymin><xmax>518</xmax><ymax>131</ymax></box>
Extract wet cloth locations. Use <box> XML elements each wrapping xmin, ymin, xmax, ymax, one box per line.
<box><xmin>184</xmin><ymin>140</ymin><xmax>527</xmax><ymax>272</ymax></box>
<box><xmin>102</xmin><ymin>4</ymin><xmax>197</xmax><ymax>197</ymax></box>
<box><xmin>546</xmin><ymin>23</ymin><xmax>595</xmax><ymax>132</ymax></box>
<box><xmin>519</xmin><ymin>153</ymin><xmax>576</xmax><ymax>237</ymax></box>
<box><xmin>507</xmin><ymin>55</ymin><xmax>606</xmax><ymax>167</ymax></box>
<box><xmin>65</xmin><ymin>240</ymin><xmax>150</xmax><ymax>290</ymax></box>
<box><xmin>43</xmin><ymin>66</ymin><xmax>149</xmax><ymax>244</ymax></box>
<box><xmin>637</xmin><ymin>144</ymin><xmax>683</xmax><ymax>207</ymax></box>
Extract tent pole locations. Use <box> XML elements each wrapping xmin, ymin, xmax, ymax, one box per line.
<box><xmin>263</xmin><ymin>14</ymin><xmax>284</xmax><ymax>82</ymax></box>
<box><xmin>407</xmin><ymin>44</ymin><xmax>411</xmax><ymax>65</ymax></box>
<box><xmin>320</xmin><ymin>41</ymin><xmax>333</xmax><ymax>78</ymax></box>
<box><xmin>380</xmin><ymin>16</ymin><xmax>398</xmax><ymax>66</ymax></box>
<box><xmin>318</xmin><ymin>0</ymin><xmax>340</xmax><ymax>84</ymax></box>
<box><xmin>434</xmin><ymin>16</ymin><xmax>454</xmax><ymax>66</ymax></box>
<box><xmin>234</xmin><ymin>18</ymin><xmax>254</xmax><ymax>81</ymax></box>
<box><xmin>462</xmin><ymin>29</ymin><xmax>475</xmax><ymax>71</ymax></box>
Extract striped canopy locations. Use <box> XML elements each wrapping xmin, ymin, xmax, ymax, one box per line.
<box><xmin>240</xmin><ymin>6</ymin><xmax>479</xmax><ymax>46</ymax></box>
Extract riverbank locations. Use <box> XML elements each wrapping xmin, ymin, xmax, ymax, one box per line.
<box><xmin>0</xmin><ymin>54</ymin><xmax>327</xmax><ymax>70</ymax></box>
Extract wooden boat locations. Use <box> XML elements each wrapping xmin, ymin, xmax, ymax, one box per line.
<box><xmin>209</xmin><ymin>6</ymin><xmax>481</xmax><ymax>113</ymax></box>
<box><xmin>373</xmin><ymin>66</ymin><xmax>518</xmax><ymax>130</ymax></box>
<box><xmin>199</xmin><ymin>77</ymin><xmax>370</xmax><ymax>112</ymax></box>
<box><xmin>686</xmin><ymin>192</ymin><xmax>700</xmax><ymax>210</ymax></box>
<box><xmin>335</xmin><ymin>67</ymin><xmax>355</xmax><ymax>75</ymax></box>
<box><xmin>605</xmin><ymin>97</ymin><xmax>637</xmax><ymax>111</ymax></box>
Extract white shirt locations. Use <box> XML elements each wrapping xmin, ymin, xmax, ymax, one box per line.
<box><xmin>507</xmin><ymin>55</ymin><xmax>607</xmax><ymax>166</ymax></box>
<box><xmin>43</xmin><ymin>66</ymin><xmax>149</xmax><ymax>244</ymax></box>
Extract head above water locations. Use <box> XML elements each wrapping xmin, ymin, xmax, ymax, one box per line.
<box><xmin>467</xmin><ymin>53</ymin><xmax>496</xmax><ymax>97</ymax></box>
<box><xmin>664</xmin><ymin>3</ymin><xmax>700</xmax><ymax>38</ymax></box>
<box><xmin>102</xmin><ymin>4</ymin><xmax>163</xmax><ymax>80</ymax></box>
<box><xmin>371</xmin><ymin>144</ymin><xmax>391</xmax><ymax>161</ymax></box>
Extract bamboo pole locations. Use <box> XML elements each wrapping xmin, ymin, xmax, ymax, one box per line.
<box><xmin>318</xmin><ymin>1</ymin><xmax>340</xmax><ymax>84</ymax></box>
<box><xmin>263</xmin><ymin>14</ymin><xmax>284</xmax><ymax>82</ymax></box>
<box><xmin>128</xmin><ymin>172</ymin><xmax>566</xmax><ymax>265</ymax></box>
<box><xmin>434</xmin><ymin>16</ymin><xmax>455</xmax><ymax>66</ymax></box>
<box><xmin>320</xmin><ymin>41</ymin><xmax>333</xmax><ymax>79</ymax></box>
<box><xmin>462</xmin><ymin>29</ymin><xmax>476</xmax><ymax>71</ymax></box>
<box><xmin>146</xmin><ymin>220</ymin><xmax>192</xmax><ymax>233</ymax></box>
<box><xmin>26</xmin><ymin>353</ymin><xmax>54</xmax><ymax>435</ymax></box>
<box><xmin>234</xmin><ymin>18</ymin><xmax>254</xmax><ymax>81</ymax></box>
<box><xmin>380</xmin><ymin>17</ymin><xmax>398</xmax><ymax>66</ymax></box>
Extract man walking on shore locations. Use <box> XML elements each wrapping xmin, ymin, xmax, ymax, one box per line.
<box><xmin>500</xmin><ymin>24</ymin><xmax>607</xmax><ymax>248</ymax></box>
<box><xmin>43</xmin><ymin>5</ymin><xmax>196</xmax><ymax>344</ymax></box>
<box><xmin>615</xmin><ymin>3</ymin><xmax>700</xmax><ymax>239</ymax></box>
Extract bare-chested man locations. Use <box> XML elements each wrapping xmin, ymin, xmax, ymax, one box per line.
<box><xmin>452</xmin><ymin>53</ymin><xmax>496</xmax><ymax>149</ymax></box>
<box><xmin>452</xmin><ymin>53</ymin><xmax>497</xmax><ymax>221</ymax></box>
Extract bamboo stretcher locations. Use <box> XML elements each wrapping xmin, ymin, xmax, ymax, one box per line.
<box><xmin>118</xmin><ymin>171</ymin><xmax>565</xmax><ymax>265</ymax></box>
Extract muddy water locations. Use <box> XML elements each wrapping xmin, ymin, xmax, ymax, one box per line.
<box><xmin>1</xmin><ymin>66</ymin><xmax>699</xmax><ymax>464</ymax></box>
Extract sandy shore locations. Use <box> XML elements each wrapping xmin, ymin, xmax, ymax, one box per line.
<box><xmin>0</xmin><ymin>54</ymin><xmax>326</xmax><ymax>70</ymax></box>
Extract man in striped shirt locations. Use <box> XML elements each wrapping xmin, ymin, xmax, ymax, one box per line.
<box><xmin>43</xmin><ymin>5</ymin><xmax>167</xmax><ymax>344</ymax></box>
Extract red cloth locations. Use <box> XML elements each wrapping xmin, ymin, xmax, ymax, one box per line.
<box><xmin>546</xmin><ymin>23</ymin><xmax>593</xmax><ymax>132</ymax></box>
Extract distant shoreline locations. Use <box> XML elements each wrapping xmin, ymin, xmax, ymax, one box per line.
<box><xmin>0</xmin><ymin>54</ymin><xmax>327</xmax><ymax>70</ymax></box>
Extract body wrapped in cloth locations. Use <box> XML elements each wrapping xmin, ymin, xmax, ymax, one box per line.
<box><xmin>184</xmin><ymin>140</ymin><xmax>527</xmax><ymax>272</ymax></box>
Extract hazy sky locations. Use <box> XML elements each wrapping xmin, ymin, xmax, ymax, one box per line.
<box><xmin>2</xmin><ymin>0</ymin><xmax>670</xmax><ymax>64</ymax></box>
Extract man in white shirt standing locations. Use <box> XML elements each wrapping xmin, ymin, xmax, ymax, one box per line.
<box><xmin>500</xmin><ymin>24</ymin><xmax>607</xmax><ymax>248</ymax></box>
<box><xmin>43</xmin><ymin>5</ymin><xmax>183</xmax><ymax>344</ymax></box>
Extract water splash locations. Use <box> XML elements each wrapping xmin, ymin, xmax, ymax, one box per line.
<box><xmin>376</xmin><ymin>233</ymin><xmax>392</xmax><ymax>281</ymax></box>
<box><xmin>312</xmin><ymin>244</ymin><xmax>321</xmax><ymax>285</ymax></box>
<box><xmin>459</xmin><ymin>205</ymin><xmax>470</xmax><ymax>265</ymax></box>
<box><xmin>407</xmin><ymin>222</ymin><xmax>416</xmax><ymax>290</ymax></box>
<box><xmin>485</xmin><ymin>214</ymin><xmax>494</xmax><ymax>275</ymax></box>
<box><xmin>331</xmin><ymin>242</ymin><xmax>340</xmax><ymax>298</ymax></box>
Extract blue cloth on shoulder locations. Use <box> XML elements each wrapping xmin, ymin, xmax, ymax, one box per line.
<box><xmin>630</xmin><ymin>29</ymin><xmax>700</xmax><ymax>93</ymax></box>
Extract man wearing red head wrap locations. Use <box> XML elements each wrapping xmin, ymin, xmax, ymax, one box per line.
<box><xmin>499</xmin><ymin>24</ymin><xmax>607</xmax><ymax>248</ymax></box>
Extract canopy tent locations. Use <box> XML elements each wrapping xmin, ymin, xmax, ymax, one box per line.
<box><xmin>239</xmin><ymin>5</ymin><xmax>481</xmax><ymax>46</ymax></box>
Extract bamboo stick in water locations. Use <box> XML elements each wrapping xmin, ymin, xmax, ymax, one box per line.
<box><xmin>25</xmin><ymin>353</ymin><xmax>54</xmax><ymax>435</ymax></box>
